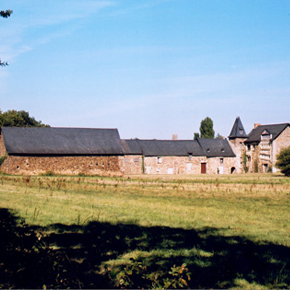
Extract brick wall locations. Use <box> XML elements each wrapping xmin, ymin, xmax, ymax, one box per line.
<box><xmin>0</xmin><ymin>155</ymin><xmax>124</xmax><ymax>176</ymax></box>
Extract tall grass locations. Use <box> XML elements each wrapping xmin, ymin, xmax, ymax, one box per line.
<box><xmin>1</xmin><ymin>173</ymin><xmax>290</xmax><ymax>288</ymax></box>
<box><xmin>0</xmin><ymin>173</ymin><xmax>290</xmax><ymax>245</ymax></box>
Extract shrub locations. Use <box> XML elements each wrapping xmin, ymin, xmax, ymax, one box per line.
<box><xmin>242</xmin><ymin>151</ymin><xmax>248</xmax><ymax>173</ymax></box>
<box><xmin>254</xmin><ymin>159</ymin><xmax>259</xmax><ymax>173</ymax></box>
<box><xmin>276</xmin><ymin>146</ymin><xmax>290</xmax><ymax>176</ymax></box>
<box><xmin>0</xmin><ymin>154</ymin><xmax>7</xmax><ymax>166</ymax></box>
<box><xmin>40</xmin><ymin>171</ymin><xmax>54</xmax><ymax>176</ymax></box>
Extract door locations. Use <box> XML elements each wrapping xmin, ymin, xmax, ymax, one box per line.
<box><xmin>201</xmin><ymin>163</ymin><xmax>207</xmax><ymax>174</ymax></box>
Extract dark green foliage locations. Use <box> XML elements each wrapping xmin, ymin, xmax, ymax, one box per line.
<box><xmin>199</xmin><ymin>117</ymin><xmax>215</xmax><ymax>139</ymax></box>
<box><xmin>242</xmin><ymin>151</ymin><xmax>249</xmax><ymax>173</ymax></box>
<box><xmin>0</xmin><ymin>60</ymin><xmax>8</xmax><ymax>67</ymax></box>
<box><xmin>0</xmin><ymin>110</ymin><xmax>49</xmax><ymax>127</ymax></box>
<box><xmin>0</xmin><ymin>9</ymin><xmax>13</xmax><ymax>67</ymax></box>
<box><xmin>215</xmin><ymin>133</ymin><xmax>224</xmax><ymax>139</ymax></box>
<box><xmin>254</xmin><ymin>159</ymin><xmax>259</xmax><ymax>173</ymax></box>
<box><xmin>0</xmin><ymin>154</ymin><xmax>7</xmax><ymax>166</ymax></box>
<box><xmin>194</xmin><ymin>132</ymin><xmax>200</xmax><ymax>140</ymax></box>
<box><xmin>0</xmin><ymin>9</ymin><xmax>12</xmax><ymax>18</ymax></box>
<box><xmin>1</xmin><ymin>208</ymin><xmax>290</xmax><ymax>289</ymax></box>
<box><xmin>276</xmin><ymin>146</ymin><xmax>290</xmax><ymax>176</ymax></box>
<box><xmin>113</xmin><ymin>259</ymin><xmax>191</xmax><ymax>289</ymax></box>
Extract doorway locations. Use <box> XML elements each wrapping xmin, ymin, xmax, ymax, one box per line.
<box><xmin>201</xmin><ymin>163</ymin><xmax>207</xmax><ymax>174</ymax></box>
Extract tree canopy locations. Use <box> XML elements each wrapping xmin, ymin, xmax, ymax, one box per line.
<box><xmin>275</xmin><ymin>146</ymin><xmax>290</xmax><ymax>176</ymax></box>
<box><xmin>199</xmin><ymin>117</ymin><xmax>215</xmax><ymax>139</ymax></box>
<box><xmin>0</xmin><ymin>110</ymin><xmax>49</xmax><ymax>127</ymax></box>
<box><xmin>0</xmin><ymin>8</ymin><xmax>13</xmax><ymax>67</ymax></box>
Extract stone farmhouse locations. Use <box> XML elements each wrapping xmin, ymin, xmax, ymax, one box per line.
<box><xmin>229</xmin><ymin>117</ymin><xmax>290</xmax><ymax>173</ymax></box>
<box><xmin>0</xmin><ymin>117</ymin><xmax>289</xmax><ymax>176</ymax></box>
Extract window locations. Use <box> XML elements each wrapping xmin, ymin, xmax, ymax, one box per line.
<box><xmin>239</xmin><ymin>142</ymin><xmax>243</xmax><ymax>149</ymax></box>
<box><xmin>206</xmin><ymin>148</ymin><xmax>210</xmax><ymax>153</ymax></box>
<box><xmin>157</xmin><ymin>157</ymin><xmax>163</xmax><ymax>163</ymax></box>
<box><xmin>188</xmin><ymin>153</ymin><xmax>192</xmax><ymax>161</ymax></box>
<box><xmin>239</xmin><ymin>128</ymin><xmax>244</xmax><ymax>135</ymax></box>
<box><xmin>261</xmin><ymin>130</ymin><xmax>271</xmax><ymax>140</ymax></box>
<box><xmin>220</xmin><ymin>158</ymin><xmax>224</xmax><ymax>164</ymax></box>
<box><xmin>261</xmin><ymin>134</ymin><xmax>271</xmax><ymax>140</ymax></box>
<box><xmin>247</xmin><ymin>145</ymin><xmax>251</xmax><ymax>151</ymax></box>
<box><xmin>221</xmin><ymin>148</ymin><xmax>225</xmax><ymax>153</ymax></box>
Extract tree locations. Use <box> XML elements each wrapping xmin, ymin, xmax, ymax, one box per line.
<box><xmin>0</xmin><ymin>8</ymin><xmax>13</xmax><ymax>67</ymax></box>
<box><xmin>193</xmin><ymin>132</ymin><xmax>199</xmax><ymax>140</ymax></box>
<box><xmin>215</xmin><ymin>133</ymin><xmax>224</xmax><ymax>139</ymax></box>
<box><xmin>0</xmin><ymin>110</ymin><xmax>49</xmax><ymax>127</ymax></box>
<box><xmin>275</xmin><ymin>146</ymin><xmax>290</xmax><ymax>176</ymax></box>
<box><xmin>199</xmin><ymin>117</ymin><xmax>215</xmax><ymax>139</ymax></box>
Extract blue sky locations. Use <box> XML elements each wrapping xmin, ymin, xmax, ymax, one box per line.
<box><xmin>1</xmin><ymin>0</ymin><xmax>290</xmax><ymax>139</ymax></box>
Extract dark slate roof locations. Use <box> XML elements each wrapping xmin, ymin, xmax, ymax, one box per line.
<box><xmin>197</xmin><ymin>138</ymin><xmax>236</xmax><ymax>157</ymax></box>
<box><xmin>122</xmin><ymin>139</ymin><xmax>205</xmax><ymax>156</ymax></box>
<box><xmin>1</xmin><ymin>127</ymin><xmax>124</xmax><ymax>155</ymax></box>
<box><xmin>229</xmin><ymin>117</ymin><xmax>248</xmax><ymax>138</ymax></box>
<box><xmin>121</xmin><ymin>139</ymin><xmax>143</xmax><ymax>155</ymax></box>
<box><xmin>245</xmin><ymin>123</ymin><xmax>290</xmax><ymax>143</ymax></box>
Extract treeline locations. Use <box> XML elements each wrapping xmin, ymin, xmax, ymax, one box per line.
<box><xmin>0</xmin><ymin>110</ymin><xmax>49</xmax><ymax>127</ymax></box>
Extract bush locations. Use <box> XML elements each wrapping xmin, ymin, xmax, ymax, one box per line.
<box><xmin>40</xmin><ymin>171</ymin><xmax>54</xmax><ymax>176</ymax></box>
<box><xmin>0</xmin><ymin>154</ymin><xmax>7</xmax><ymax>166</ymax></box>
<box><xmin>276</xmin><ymin>146</ymin><xmax>290</xmax><ymax>176</ymax></box>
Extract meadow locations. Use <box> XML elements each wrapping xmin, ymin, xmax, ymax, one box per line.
<box><xmin>0</xmin><ymin>173</ymin><xmax>290</xmax><ymax>289</ymax></box>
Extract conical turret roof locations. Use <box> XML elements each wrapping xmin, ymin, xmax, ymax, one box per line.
<box><xmin>229</xmin><ymin>117</ymin><xmax>248</xmax><ymax>138</ymax></box>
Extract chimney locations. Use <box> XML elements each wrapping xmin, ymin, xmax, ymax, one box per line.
<box><xmin>254</xmin><ymin>123</ymin><xmax>261</xmax><ymax>128</ymax></box>
<box><xmin>172</xmin><ymin>134</ymin><xmax>178</xmax><ymax>140</ymax></box>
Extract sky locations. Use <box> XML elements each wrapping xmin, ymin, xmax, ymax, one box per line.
<box><xmin>0</xmin><ymin>0</ymin><xmax>290</xmax><ymax>139</ymax></box>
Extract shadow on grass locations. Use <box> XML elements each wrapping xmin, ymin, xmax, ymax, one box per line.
<box><xmin>1</xmin><ymin>207</ymin><xmax>290</xmax><ymax>289</ymax></box>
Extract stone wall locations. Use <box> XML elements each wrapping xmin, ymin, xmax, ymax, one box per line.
<box><xmin>228</xmin><ymin>138</ymin><xmax>247</xmax><ymax>173</ymax></box>
<box><xmin>143</xmin><ymin>156</ymin><xmax>205</xmax><ymax>175</ymax></box>
<box><xmin>123</xmin><ymin>155</ymin><xmax>143</xmax><ymax>175</ymax></box>
<box><xmin>0</xmin><ymin>132</ymin><xmax>6</xmax><ymax>157</ymax></box>
<box><xmin>206</xmin><ymin>157</ymin><xmax>237</xmax><ymax>174</ymax></box>
<box><xmin>142</xmin><ymin>156</ymin><xmax>236</xmax><ymax>175</ymax></box>
<box><xmin>0</xmin><ymin>155</ymin><xmax>124</xmax><ymax>176</ymax></box>
<box><xmin>272</xmin><ymin>126</ymin><xmax>290</xmax><ymax>173</ymax></box>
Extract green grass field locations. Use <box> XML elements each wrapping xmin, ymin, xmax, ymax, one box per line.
<box><xmin>1</xmin><ymin>173</ymin><xmax>290</xmax><ymax>288</ymax></box>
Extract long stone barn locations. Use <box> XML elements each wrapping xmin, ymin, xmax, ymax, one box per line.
<box><xmin>0</xmin><ymin>127</ymin><xmax>125</xmax><ymax>176</ymax></box>
<box><xmin>122</xmin><ymin>138</ymin><xmax>237</xmax><ymax>175</ymax></box>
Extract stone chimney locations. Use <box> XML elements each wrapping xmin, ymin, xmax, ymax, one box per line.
<box><xmin>172</xmin><ymin>134</ymin><xmax>178</xmax><ymax>140</ymax></box>
<box><xmin>254</xmin><ymin>123</ymin><xmax>261</xmax><ymax>128</ymax></box>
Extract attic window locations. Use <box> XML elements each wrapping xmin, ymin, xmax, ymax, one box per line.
<box><xmin>206</xmin><ymin>148</ymin><xmax>210</xmax><ymax>153</ymax></box>
<box><xmin>239</xmin><ymin>128</ymin><xmax>244</xmax><ymax>135</ymax></box>
<box><xmin>221</xmin><ymin>148</ymin><xmax>225</xmax><ymax>153</ymax></box>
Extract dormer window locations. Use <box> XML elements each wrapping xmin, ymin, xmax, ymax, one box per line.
<box><xmin>261</xmin><ymin>130</ymin><xmax>271</xmax><ymax>140</ymax></box>
<box><xmin>239</xmin><ymin>128</ymin><xmax>244</xmax><ymax>135</ymax></box>
<box><xmin>206</xmin><ymin>148</ymin><xmax>210</xmax><ymax>153</ymax></box>
<box><xmin>221</xmin><ymin>148</ymin><xmax>225</xmax><ymax>153</ymax></box>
